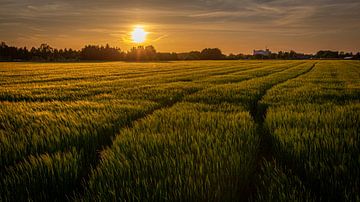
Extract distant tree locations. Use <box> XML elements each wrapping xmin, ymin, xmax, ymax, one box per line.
<box><xmin>277</xmin><ymin>51</ymin><xmax>284</xmax><ymax>59</ymax></box>
<box><xmin>125</xmin><ymin>46</ymin><xmax>158</xmax><ymax>61</ymax></box>
<box><xmin>81</xmin><ymin>44</ymin><xmax>122</xmax><ymax>61</ymax></box>
<box><xmin>316</xmin><ymin>50</ymin><xmax>339</xmax><ymax>59</ymax></box>
<box><xmin>275</xmin><ymin>50</ymin><xmax>312</xmax><ymax>60</ymax></box>
<box><xmin>227</xmin><ymin>53</ymin><xmax>237</xmax><ymax>60</ymax></box>
<box><xmin>178</xmin><ymin>51</ymin><xmax>202</xmax><ymax>60</ymax></box>
<box><xmin>38</xmin><ymin>44</ymin><xmax>53</xmax><ymax>60</ymax></box>
<box><xmin>145</xmin><ymin>46</ymin><xmax>157</xmax><ymax>60</ymax></box>
<box><xmin>353</xmin><ymin>52</ymin><xmax>360</xmax><ymax>60</ymax></box>
<box><xmin>4</xmin><ymin>41</ymin><xmax>352</xmax><ymax>62</ymax></box>
<box><xmin>200</xmin><ymin>48</ymin><xmax>225</xmax><ymax>60</ymax></box>
<box><xmin>126</xmin><ymin>46</ymin><xmax>144</xmax><ymax>61</ymax></box>
<box><xmin>339</xmin><ymin>51</ymin><xmax>353</xmax><ymax>59</ymax></box>
<box><xmin>0</xmin><ymin>42</ymin><xmax>31</xmax><ymax>61</ymax></box>
<box><xmin>226</xmin><ymin>53</ymin><xmax>246</xmax><ymax>60</ymax></box>
<box><xmin>157</xmin><ymin>52</ymin><xmax>178</xmax><ymax>61</ymax></box>
<box><xmin>289</xmin><ymin>50</ymin><xmax>296</xmax><ymax>59</ymax></box>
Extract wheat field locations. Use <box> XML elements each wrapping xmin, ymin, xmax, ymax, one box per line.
<box><xmin>0</xmin><ymin>60</ymin><xmax>359</xmax><ymax>201</ymax></box>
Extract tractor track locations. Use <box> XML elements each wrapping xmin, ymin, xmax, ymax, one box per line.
<box><xmin>248</xmin><ymin>62</ymin><xmax>317</xmax><ymax>201</ymax></box>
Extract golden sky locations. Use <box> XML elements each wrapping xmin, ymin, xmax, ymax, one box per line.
<box><xmin>1</xmin><ymin>0</ymin><xmax>359</xmax><ymax>54</ymax></box>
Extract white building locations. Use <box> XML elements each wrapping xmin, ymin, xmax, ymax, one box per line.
<box><xmin>253</xmin><ymin>49</ymin><xmax>271</xmax><ymax>56</ymax></box>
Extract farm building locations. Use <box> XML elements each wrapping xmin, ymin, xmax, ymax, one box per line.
<box><xmin>253</xmin><ymin>49</ymin><xmax>271</xmax><ymax>56</ymax></box>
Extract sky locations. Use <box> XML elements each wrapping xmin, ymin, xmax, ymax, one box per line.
<box><xmin>0</xmin><ymin>0</ymin><xmax>359</xmax><ymax>54</ymax></box>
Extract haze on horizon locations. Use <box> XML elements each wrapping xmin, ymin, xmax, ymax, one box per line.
<box><xmin>0</xmin><ymin>0</ymin><xmax>359</xmax><ymax>54</ymax></box>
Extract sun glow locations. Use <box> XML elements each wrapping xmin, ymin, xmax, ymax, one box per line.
<box><xmin>131</xmin><ymin>26</ymin><xmax>147</xmax><ymax>43</ymax></box>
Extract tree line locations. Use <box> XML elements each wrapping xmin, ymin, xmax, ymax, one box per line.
<box><xmin>1</xmin><ymin>42</ymin><xmax>359</xmax><ymax>61</ymax></box>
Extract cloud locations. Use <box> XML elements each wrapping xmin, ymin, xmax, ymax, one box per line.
<box><xmin>0</xmin><ymin>0</ymin><xmax>359</xmax><ymax>52</ymax></box>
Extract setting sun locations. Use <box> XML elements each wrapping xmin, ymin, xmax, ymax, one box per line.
<box><xmin>131</xmin><ymin>26</ymin><xmax>147</xmax><ymax>43</ymax></box>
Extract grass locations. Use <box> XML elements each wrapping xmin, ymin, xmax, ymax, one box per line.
<box><xmin>0</xmin><ymin>60</ymin><xmax>359</xmax><ymax>201</ymax></box>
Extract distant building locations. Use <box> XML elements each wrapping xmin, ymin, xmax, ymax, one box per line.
<box><xmin>253</xmin><ymin>49</ymin><xmax>271</xmax><ymax>56</ymax></box>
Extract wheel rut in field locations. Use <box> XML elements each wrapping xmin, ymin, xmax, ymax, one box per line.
<box><xmin>72</xmin><ymin>88</ymin><xmax>202</xmax><ymax>199</ymax></box>
<box><xmin>247</xmin><ymin>62</ymin><xmax>317</xmax><ymax>201</ymax></box>
<box><xmin>249</xmin><ymin>62</ymin><xmax>317</xmax><ymax>123</ymax></box>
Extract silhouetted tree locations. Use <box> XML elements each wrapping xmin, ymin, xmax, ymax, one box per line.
<box><xmin>125</xmin><ymin>46</ymin><xmax>157</xmax><ymax>61</ymax></box>
<box><xmin>177</xmin><ymin>51</ymin><xmax>201</xmax><ymax>60</ymax></box>
<box><xmin>226</xmin><ymin>53</ymin><xmax>246</xmax><ymax>60</ymax></box>
<box><xmin>4</xmin><ymin>41</ymin><xmax>358</xmax><ymax>62</ymax></box>
<box><xmin>200</xmin><ymin>48</ymin><xmax>225</xmax><ymax>60</ymax></box>
<box><xmin>157</xmin><ymin>52</ymin><xmax>178</xmax><ymax>61</ymax></box>
<box><xmin>316</xmin><ymin>50</ymin><xmax>339</xmax><ymax>59</ymax></box>
<box><xmin>353</xmin><ymin>52</ymin><xmax>360</xmax><ymax>60</ymax></box>
<box><xmin>81</xmin><ymin>44</ymin><xmax>123</xmax><ymax>61</ymax></box>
